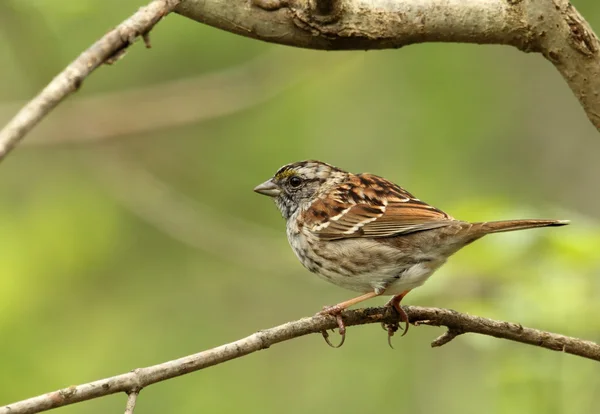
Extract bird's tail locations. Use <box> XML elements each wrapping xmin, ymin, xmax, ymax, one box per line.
<box><xmin>472</xmin><ymin>219</ymin><xmax>570</xmax><ymax>235</ymax></box>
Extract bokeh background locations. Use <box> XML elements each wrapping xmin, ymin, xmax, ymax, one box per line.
<box><xmin>2</xmin><ymin>1</ymin><xmax>600</xmax><ymax>413</ymax></box>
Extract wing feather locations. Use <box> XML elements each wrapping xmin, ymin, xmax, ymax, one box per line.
<box><xmin>303</xmin><ymin>173</ymin><xmax>454</xmax><ymax>240</ymax></box>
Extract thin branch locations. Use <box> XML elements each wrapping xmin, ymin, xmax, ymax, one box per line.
<box><xmin>0</xmin><ymin>0</ymin><xmax>182</xmax><ymax>162</ymax></box>
<box><xmin>123</xmin><ymin>391</ymin><xmax>139</xmax><ymax>414</ymax></box>
<box><xmin>2</xmin><ymin>306</ymin><xmax>599</xmax><ymax>414</ymax></box>
<box><xmin>177</xmin><ymin>0</ymin><xmax>600</xmax><ymax>132</ymax></box>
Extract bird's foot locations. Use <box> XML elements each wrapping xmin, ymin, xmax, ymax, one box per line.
<box><xmin>317</xmin><ymin>305</ymin><xmax>346</xmax><ymax>348</ymax></box>
<box><xmin>382</xmin><ymin>293</ymin><xmax>411</xmax><ymax>348</ymax></box>
<box><xmin>380</xmin><ymin>321</ymin><xmax>400</xmax><ymax>348</ymax></box>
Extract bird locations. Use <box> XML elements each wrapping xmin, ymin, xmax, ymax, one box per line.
<box><xmin>254</xmin><ymin>160</ymin><xmax>569</xmax><ymax>346</ymax></box>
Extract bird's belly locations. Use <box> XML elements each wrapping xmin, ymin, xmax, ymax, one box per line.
<box><xmin>288</xmin><ymin>232</ymin><xmax>444</xmax><ymax>295</ymax></box>
<box><xmin>381</xmin><ymin>261</ymin><xmax>441</xmax><ymax>295</ymax></box>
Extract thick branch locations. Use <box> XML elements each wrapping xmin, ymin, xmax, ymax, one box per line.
<box><xmin>0</xmin><ymin>0</ymin><xmax>182</xmax><ymax>162</ymax></box>
<box><xmin>176</xmin><ymin>0</ymin><xmax>600</xmax><ymax>130</ymax></box>
<box><xmin>2</xmin><ymin>306</ymin><xmax>599</xmax><ymax>414</ymax></box>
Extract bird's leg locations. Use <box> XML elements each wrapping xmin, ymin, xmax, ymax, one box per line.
<box><xmin>320</xmin><ymin>291</ymin><xmax>381</xmax><ymax>316</ymax></box>
<box><xmin>384</xmin><ymin>290</ymin><xmax>412</xmax><ymax>344</ymax></box>
<box><xmin>318</xmin><ymin>291</ymin><xmax>381</xmax><ymax>347</ymax></box>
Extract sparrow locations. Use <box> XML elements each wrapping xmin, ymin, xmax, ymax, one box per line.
<box><xmin>254</xmin><ymin>160</ymin><xmax>569</xmax><ymax>346</ymax></box>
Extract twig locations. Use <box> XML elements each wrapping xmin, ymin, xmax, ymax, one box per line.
<box><xmin>123</xmin><ymin>391</ymin><xmax>139</xmax><ymax>414</ymax></box>
<box><xmin>0</xmin><ymin>0</ymin><xmax>182</xmax><ymax>162</ymax></box>
<box><xmin>431</xmin><ymin>328</ymin><xmax>464</xmax><ymax>347</ymax></box>
<box><xmin>1</xmin><ymin>306</ymin><xmax>598</xmax><ymax>414</ymax></box>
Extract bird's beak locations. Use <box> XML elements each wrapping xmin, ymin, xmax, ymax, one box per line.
<box><xmin>254</xmin><ymin>179</ymin><xmax>281</xmax><ymax>197</ymax></box>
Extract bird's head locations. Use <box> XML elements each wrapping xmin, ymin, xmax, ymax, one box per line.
<box><xmin>254</xmin><ymin>160</ymin><xmax>347</xmax><ymax>220</ymax></box>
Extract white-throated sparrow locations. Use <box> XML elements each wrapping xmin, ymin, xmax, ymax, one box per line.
<box><xmin>255</xmin><ymin>160</ymin><xmax>569</xmax><ymax>346</ymax></box>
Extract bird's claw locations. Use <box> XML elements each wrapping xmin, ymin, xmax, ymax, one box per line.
<box><xmin>382</xmin><ymin>300</ymin><xmax>410</xmax><ymax>348</ymax></box>
<box><xmin>385</xmin><ymin>301</ymin><xmax>410</xmax><ymax>336</ymax></box>
<box><xmin>383</xmin><ymin>322</ymin><xmax>400</xmax><ymax>348</ymax></box>
<box><xmin>381</xmin><ymin>321</ymin><xmax>404</xmax><ymax>348</ymax></box>
<box><xmin>321</xmin><ymin>328</ymin><xmax>345</xmax><ymax>348</ymax></box>
<box><xmin>318</xmin><ymin>306</ymin><xmax>346</xmax><ymax>348</ymax></box>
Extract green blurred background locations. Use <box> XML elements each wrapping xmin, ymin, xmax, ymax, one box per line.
<box><xmin>1</xmin><ymin>1</ymin><xmax>600</xmax><ymax>413</ymax></box>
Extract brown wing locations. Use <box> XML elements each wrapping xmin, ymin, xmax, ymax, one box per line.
<box><xmin>303</xmin><ymin>173</ymin><xmax>454</xmax><ymax>241</ymax></box>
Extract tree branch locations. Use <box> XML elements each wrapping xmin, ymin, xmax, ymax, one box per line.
<box><xmin>2</xmin><ymin>306</ymin><xmax>599</xmax><ymax>414</ymax></box>
<box><xmin>176</xmin><ymin>0</ymin><xmax>600</xmax><ymax>131</ymax></box>
<box><xmin>1</xmin><ymin>0</ymin><xmax>598</xmax><ymax>161</ymax></box>
<box><xmin>0</xmin><ymin>0</ymin><xmax>182</xmax><ymax>162</ymax></box>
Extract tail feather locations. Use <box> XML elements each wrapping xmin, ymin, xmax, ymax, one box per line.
<box><xmin>473</xmin><ymin>219</ymin><xmax>570</xmax><ymax>235</ymax></box>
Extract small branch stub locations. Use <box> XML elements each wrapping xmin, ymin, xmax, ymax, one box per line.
<box><xmin>312</xmin><ymin>0</ymin><xmax>341</xmax><ymax>22</ymax></box>
<box><xmin>124</xmin><ymin>391</ymin><xmax>139</xmax><ymax>414</ymax></box>
<box><xmin>314</xmin><ymin>0</ymin><xmax>335</xmax><ymax>15</ymax></box>
<box><xmin>431</xmin><ymin>328</ymin><xmax>464</xmax><ymax>347</ymax></box>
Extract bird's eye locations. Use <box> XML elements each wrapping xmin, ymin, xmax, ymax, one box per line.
<box><xmin>289</xmin><ymin>176</ymin><xmax>302</xmax><ymax>188</ymax></box>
